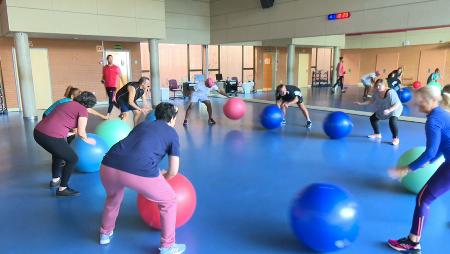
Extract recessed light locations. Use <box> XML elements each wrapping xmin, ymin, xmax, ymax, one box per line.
<box><xmin>74</xmin><ymin>37</ymin><xmax>79</xmax><ymax>40</ymax></box>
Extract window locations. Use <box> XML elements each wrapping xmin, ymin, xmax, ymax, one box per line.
<box><xmin>159</xmin><ymin>44</ymin><xmax>188</xmax><ymax>86</ymax></box>
<box><xmin>220</xmin><ymin>45</ymin><xmax>243</xmax><ymax>81</ymax></box>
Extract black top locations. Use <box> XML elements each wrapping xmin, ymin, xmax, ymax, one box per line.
<box><xmin>276</xmin><ymin>85</ymin><xmax>302</xmax><ymax>102</ymax></box>
<box><xmin>116</xmin><ymin>82</ymin><xmax>145</xmax><ymax>102</ymax></box>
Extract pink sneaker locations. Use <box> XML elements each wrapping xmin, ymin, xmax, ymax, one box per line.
<box><xmin>388</xmin><ymin>237</ymin><xmax>421</xmax><ymax>252</ymax></box>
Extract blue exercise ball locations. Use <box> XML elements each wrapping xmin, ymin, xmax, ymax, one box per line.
<box><xmin>397</xmin><ymin>88</ymin><xmax>412</xmax><ymax>103</ymax></box>
<box><xmin>290</xmin><ymin>183</ymin><xmax>359</xmax><ymax>252</ymax></box>
<box><xmin>71</xmin><ymin>133</ymin><xmax>109</xmax><ymax>173</ymax></box>
<box><xmin>146</xmin><ymin>110</ymin><xmax>156</xmax><ymax>121</ymax></box>
<box><xmin>323</xmin><ymin>112</ymin><xmax>353</xmax><ymax>139</ymax></box>
<box><xmin>260</xmin><ymin>105</ymin><xmax>283</xmax><ymax>129</ymax></box>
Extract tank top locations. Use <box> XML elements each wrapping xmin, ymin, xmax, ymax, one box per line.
<box><xmin>116</xmin><ymin>82</ymin><xmax>145</xmax><ymax>102</ymax></box>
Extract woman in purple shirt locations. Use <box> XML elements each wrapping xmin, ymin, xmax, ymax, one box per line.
<box><xmin>34</xmin><ymin>92</ymin><xmax>97</xmax><ymax>197</ymax></box>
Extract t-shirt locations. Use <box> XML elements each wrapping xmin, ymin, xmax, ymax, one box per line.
<box><xmin>193</xmin><ymin>82</ymin><xmax>219</xmax><ymax>96</ymax></box>
<box><xmin>35</xmin><ymin>101</ymin><xmax>88</xmax><ymax>138</ymax></box>
<box><xmin>427</xmin><ymin>72</ymin><xmax>441</xmax><ymax>84</ymax></box>
<box><xmin>372</xmin><ymin>89</ymin><xmax>403</xmax><ymax>120</ymax></box>
<box><xmin>337</xmin><ymin>62</ymin><xmax>345</xmax><ymax>77</ymax></box>
<box><xmin>102</xmin><ymin>120</ymin><xmax>180</xmax><ymax>177</ymax></box>
<box><xmin>103</xmin><ymin>65</ymin><xmax>121</xmax><ymax>88</ymax></box>
<box><xmin>116</xmin><ymin>82</ymin><xmax>145</xmax><ymax>103</ymax></box>
<box><xmin>361</xmin><ymin>73</ymin><xmax>377</xmax><ymax>85</ymax></box>
<box><xmin>276</xmin><ymin>85</ymin><xmax>302</xmax><ymax>102</ymax></box>
<box><xmin>43</xmin><ymin>98</ymin><xmax>72</xmax><ymax>117</ymax></box>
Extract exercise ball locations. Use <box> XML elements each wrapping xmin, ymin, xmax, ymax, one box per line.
<box><xmin>397</xmin><ymin>146</ymin><xmax>444</xmax><ymax>193</ymax></box>
<box><xmin>137</xmin><ymin>174</ymin><xmax>197</xmax><ymax>229</ymax></box>
<box><xmin>146</xmin><ymin>110</ymin><xmax>156</xmax><ymax>121</ymax></box>
<box><xmin>323</xmin><ymin>112</ymin><xmax>353</xmax><ymax>139</ymax></box>
<box><xmin>260</xmin><ymin>105</ymin><xmax>283</xmax><ymax>129</ymax></box>
<box><xmin>71</xmin><ymin>133</ymin><xmax>109</xmax><ymax>173</ymax></box>
<box><xmin>412</xmin><ymin>81</ymin><xmax>422</xmax><ymax>90</ymax></box>
<box><xmin>428</xmin><ymin>81</ymin><xmax>442</xmax><ymax>91</ymax></box>
<box><xmin>223</xmin><ymin>98</ymin><xmax>246</xmax><ymax>120</ymax></box>
<box><xmin>290</xmin><ymin>183</ymin><xmax>359</xmax><ymax>252</ymax></box>
<box><xmin>397</xmin><ymin>88</ymin><xmax>412</xmax><ymax>103</ymax></box>
<box><xmin>95</xmin><ymin>119</ymin><xmax>132</xmax><ymax>149</ymax></box>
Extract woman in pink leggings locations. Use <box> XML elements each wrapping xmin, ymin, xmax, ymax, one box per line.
<box><xmin>99</xmin><ymin>102</ymin><xmax>186</xmax><ymax>254</ymax></box>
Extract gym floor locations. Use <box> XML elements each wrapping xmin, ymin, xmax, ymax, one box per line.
<box><xmin>0</xmin><ymin>99</ymin><xmax>448</xmax><ymax>254</ymax></box>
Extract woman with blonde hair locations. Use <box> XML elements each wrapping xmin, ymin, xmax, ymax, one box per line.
<box><xmin>388</xmin><ymin>85</ymin><xmax>450</xmax><ymax>252</ymax></box>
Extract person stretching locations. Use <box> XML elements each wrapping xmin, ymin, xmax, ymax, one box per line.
<box><xmin>356</xmin><ymin>79</ymin><xmax>403</xmax><ymax>146</ymax></box>
<box><xmin>360</xmin><ymin>71</ymin><xmax>380</xmax><ymax>99</ymax></box>
<box><xmin>388</xmin><ymin>85</ymin><xmax>450</xmax><ymax>252</ymax></box>
<box><xmin>275</xmin><ymin>84</ymin><xmax>312</xmax><ymax>128</ymax></box>
<box><xmin>99</xmin><ymin>102</ymin><xmax>186</xmax><ymax>254</ymax></box>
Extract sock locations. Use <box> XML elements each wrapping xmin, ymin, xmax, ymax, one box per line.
<box><xmin>59</xmin><ymin>187</ymin><xmax>67</xmax><ymax>191</ymax></box>
<box><xmin>52</xmin><ymin>177</ymin><xmax>60</xmax><ymax>183</ymax></box>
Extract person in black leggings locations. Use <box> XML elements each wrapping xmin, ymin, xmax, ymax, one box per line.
<box><xmin>34</xmin><ymin>92</ymin><xmax>97</xmax><ymax>197</ymax></box>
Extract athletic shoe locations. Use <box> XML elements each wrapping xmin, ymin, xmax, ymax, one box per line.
<box><xmin>368</xmin><ymin>134</ymin><xmax>382</xmax><ymax>139</ymax></box>
<box><xmin>281</xmin><ymin>119</ymin><xmax>287</xmax><ymax>125</ymax></box>
<box><xmin>388</xmin><ymin>237</ymin><xmax>421</xmax><ymax>252</ymax></box>
<box><xmin>56</xmin><ymin>187</ymin><xmax>80</xmax><ymax>197</ymax></box>
<box><xmin>99</xmin><ymin>231</ymin><xmax>114</xmax><ymax>245</ymax></box>
<box><xmin>183</xmin><ymin>120</ymin><xmax>188</xmax><ymax>126</ymax></box>
<box><xmin>392</xmin><ymin>138</ymin><xmax>400</xmax><ymax>146</ymax></box>
<box><xmin>49</xmin><ymin>178</ymin><xmax>61</xmax><ymax>188</ymax></box>
<box><xmin>330</xmin><ymin>87</ymin><xmax>335</xmax><ymax>93</ymax></box>
<box><xmin>367</xmin><ymin>94</ymin><xmax>372</xmax><ymax>98</ymax></box>
<box><xmin>159</xmin><ymin>243</ymin><xmax>186</xmax><ymax>254</ymax></box>
<box><xmin>208</xmin><ymin>119</ymin><xmax>216</xmax><ymax>125</ymax></box>
<box><xmin>306</xmin><ymin>120</ymin><xmax>312</xmax><ymax>128</ymax></box>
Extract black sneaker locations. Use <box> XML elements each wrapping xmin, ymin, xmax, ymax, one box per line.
<box><xmin>183</xmin><ymin>120</ymin><xmax>188</xmax><ymax>126</ymax></box>
<box><xmin>208</xmin><ymin>119</ymin><xmax>216</xmax><ymax>125</ymax></box>
<box><xmin>306</xmin><ymin>120</ymin><xmax>312</xmax><ymax>128</ymax></box>
<box><xmin>388</xmin><ymin>237</ymin><xmax>421</xmax><ymax>252</ymax></box>
<box><xmin>49</xmin><ymin>179</ymin><xmax>61</xmax><ymax>188</ymax></box>
<box><xmin>56</xmin><ymin>187</ymin><xmax>80</xmax><ymax>197</ymax></box>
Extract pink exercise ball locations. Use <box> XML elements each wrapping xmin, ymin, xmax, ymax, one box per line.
<box><xmin>413</xmin><ymin>81</ymin><xmax>422</xmax><ymax>90</ymax></box>
<box><xmin>223</xmin><ymin>98</ymin><xmax>247</xmax><ymax>120</ymax></box>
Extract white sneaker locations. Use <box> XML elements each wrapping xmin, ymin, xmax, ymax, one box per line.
<box><xmin>159</xmin><ymin>243</ymin><xmax>186</xmax><ymax>254</ymax></box>
<box><xmin>392</xmin><ymin>138</ymin><xmax>400</xmax><ymax>146</ymax></box>
<box><xmin>368</xmin><ymin>134</ymin><xmax>382</xmax><ymax>139</ymax></box>
<box><xmin>99</xmin><ymin>231</ymin><xmax>113</xmax><ymax>245</ymax></box>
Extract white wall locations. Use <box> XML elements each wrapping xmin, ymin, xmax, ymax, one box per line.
<box><xmin>163</xmin><ymin>0</ymin><xmax>210</xmax><ymax>44</ymax></box>
<box><xmin>210</xmin><ymin>0</ymin><xmax>450</xmax><ymax>44</ymax></box>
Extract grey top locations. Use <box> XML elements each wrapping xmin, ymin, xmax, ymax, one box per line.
<box><xmin>373</xmin><ymin>89</ymin><xmax>403</xmax><ymax>120</ymax></box>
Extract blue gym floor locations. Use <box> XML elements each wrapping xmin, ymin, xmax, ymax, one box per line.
<box><xmin>0</xmin><ymin>99</ymin><xmax>448</xmax><ymax>254</ymax></box>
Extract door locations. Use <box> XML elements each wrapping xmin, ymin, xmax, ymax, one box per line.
<box><xmin>298</xmin><ymin>53</ymin><xmax>309</xmax><ymax>87</ymax></box>
<box><xmin>418</xmin><ymin>50</ymin><xmax>447</xmax><ymax>85</ymax></box>
<box><xmin>30</xmin><ymin>49</ymin><xmax>52</xmax><ymax>109</ymax></box>
<box><xmin>341</xmin><ymin>53</ymin><xmax>360</xmax><ymax>85</ymax></box>
<box><xmin>376</xmin><ymin>53</ymin><xmax>399</xmax><ymax>79</ymax></box>
<box><xmin>263</xmin><ymin>53</ymin><xmax>273</xmax><ymax>90</ymax></box>
<box><xmin>104</xmin><ymin>50</ymin><xmax>131</xmax><ymax>88</ymax></box>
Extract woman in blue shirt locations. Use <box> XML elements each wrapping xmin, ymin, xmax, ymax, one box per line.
<box><xmin>388</xmin><ymin>85</ymin><xmax>450</xmax><ymax>252</ymax></box>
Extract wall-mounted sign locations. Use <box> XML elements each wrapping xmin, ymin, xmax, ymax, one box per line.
<box><xmin>327</xmin><ymin>11</ymin><xmax>351</xmax><ymax>21</ymax></box>
<box><xmin>114</xmin><ymin>44</ymin><xmax>123</xmax><ymax>50</ymax></box>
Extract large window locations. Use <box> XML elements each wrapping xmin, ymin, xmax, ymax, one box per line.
<box><xmin>208</xmin><ymin>45</ymin><xmax>220</xmax><ymax>80</ymax></box>
<box><xmin>188</xmin><ymin>44</ymin><xmax>203</xmax><ymax>81</ymax></box>
<box><xmin>220</xmin><ymin>46</ymin><xmax>243</xmax><ymax>82</ymax></box>
<box><xmin>159</xmin><ymin>44</ymin><xmax>188</xmax><ymax>86</ymax></box>
<box><xmin>243</xmin><ymin>46</ymin><xmax>255</xmax><ymax>82</ymax></box>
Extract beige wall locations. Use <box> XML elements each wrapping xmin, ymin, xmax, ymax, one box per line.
<box><xmin>211</xmin><ymin>0</ymin><xmax>450</xmax><ymax>44</ymax></box>
<box><xmin>2</xmin><ymin>0</ymin><xmax>165</xmax><ymax>39</ymax></box>
<box><xmin>163</xmin><ymin>0</ymin><xmax>210</xmax><ymax>44</ymax></box>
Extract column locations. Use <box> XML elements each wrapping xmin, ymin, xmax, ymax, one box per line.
<box><xmin>332</xmin><ymin>46</ymin><xmax>341</xmax><ymax>85</ymax></box>
<box><xmin>203</xmin><ymin>45</ymin><xmax>209</xmax><ymax>79</ymax></box>
<box><xmin>287</xmin><ymin>44</ymin><xmax>295</xmax><ymax>86</ymax></box>
<box><xmin>149</xmin><ymin>38</ymin><xmax>161</xmax><ymax>106</ymax></box>
<box><xmin>14</xmin><ymin>32</ymin><xmax>37</xmax><ymax>119</ymax></box>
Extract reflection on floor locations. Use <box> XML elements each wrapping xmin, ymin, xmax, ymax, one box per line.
<box><xmin>237</xmin><ymin>86</ymin><xmax>426</xmax><ymax>119</ymax></box>
<box><xmin>0</xmin><ymin>100</ymin><xmax>446</xmax><ymax>254</ymax></box>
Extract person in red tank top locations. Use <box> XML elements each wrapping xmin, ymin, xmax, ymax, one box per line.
<box><xmin>102</xmin><ymin>55</ymin><xmax>124</xmax><ymax>117</ymax></box>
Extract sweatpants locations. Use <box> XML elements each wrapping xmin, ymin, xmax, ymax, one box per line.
<box><xmin>332</xmin><ymin>76</ymin><xmax>344</xmax><ymax>90</ymax></box>
<box><xmin>99</xmin><ymin>165</ymin><xmax>177</xmax><ymax>247</ymax></box>
<box><xmin>370</xmin><ymin>113</ymin><xmax>399</xmax><ymax>139</ymax></box>
<box><xmin>410</xmin><ymin>163</ymin><xmax>450</xmax><ymax>237</ymax></box>
<box><xmin>33</xmin><ymin>130</ymin><xmax>78</xmax><ymax>187</ymax></box>
<box><xmin>105</xmin><ymin>87</ymin><xmax>117</xmax><ymax>114</ymax></box>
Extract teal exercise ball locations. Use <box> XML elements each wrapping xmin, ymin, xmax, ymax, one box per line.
<box><xmin>146</xmin><ymin>110</ymin><xmax>156</xmax><ymax>121</ymax></box>
<box><xmin>428</xmin><ymin>81</ymin><xmax>442</xmax><ymax>91</ymax></box>
<box><xmin>71</xmin><ymin>133</ymin><xmax>109</xmax><ymax>173</ymax></box>
<box><xmin>95</xmin><ymin>119</ymin><xmax>132</xmax><ymax>149</ymax></box>
<box><xmin>397</xmin><ymin>146</ymin><xmax>444</xmax><ymax>193</ymax></box>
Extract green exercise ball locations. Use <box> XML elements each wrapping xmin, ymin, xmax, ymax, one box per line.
<box><xmin>397</xmin><ymin>146</ymin><xmax>444</xmax><ymax>193</ymax></box>
<box><xmin>428</xmin><ymin>81</ymin><xmax>442</xmax><ymax>91</ymax></box>
<box><xmin>95</xmin><ymin>119</ymin><xmax>132</xmax><ymax>149</ymax></box>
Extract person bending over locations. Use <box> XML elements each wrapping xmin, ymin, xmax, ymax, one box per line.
<box><xmin>115</xmin><ymin>77</ymin><xmax>151</xmax><ymax>126</ymax></box>
<box><xmin>387</xmin><ymin>67</ymin><xmax>403</xmax><ymax>92</ymax></box>
<box><xmin>356</xmin><ymin>79</ymin><xmax>403</xmax><ymax>146</ymax></box>
<box><xmin>360</xmin><ymin>71</ymin><xmax>380</xmax><ymax>99</ymax></box>
<box><xmin>388</xmin><ymin>85</ymin><xmax>450</xmax><ymax>252</ymax></box>
<box><xmin>276</xmin><ymin>84</ymin><xmax>312</xmax><ymax>128</ymax></box>
<box><xmin>99</xmin><ymin>102</ymin><xmax>186</xmax><ymax>254</ymax></box>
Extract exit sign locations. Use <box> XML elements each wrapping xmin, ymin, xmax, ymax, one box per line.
<box><xmin>327</xmin><ymin>11</ymin><xmax>351</xmax><ymax>21</ymax></box>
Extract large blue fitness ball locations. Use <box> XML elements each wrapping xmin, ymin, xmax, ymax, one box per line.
<box><xmin>323</xmin><ymin>111</ymin><xmax>353</xmax><ymax>139</ymax></box>
<box><xmin>146</xmin><ymin>110</ymin><xmax>156</xmax><ymax>121</ymax></box>
<box><xmin>71</xmin><ymin>133</ymin><xmax>109</xmax><ymax>173</ymax></box>
<box><xmin>260</xmin><ymin>105</ymin><xmax>283</xmax><ymax>129</ymax></box>
<box><xmin>290</xmin><ymin>183</ymin><xmax>359</xmax><ymax>252</ymax></box>
<box><xmin>397</xmin><ymin>88</ymin><xmax>412</xmax><ymax>103</ymax></box>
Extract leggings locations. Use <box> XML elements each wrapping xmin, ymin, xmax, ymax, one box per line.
<box><xmin>33</xmin><ymin>130</ymin><xmax>78</xmax><ymax>187</ymax></box>
<box><xmin>410</xmin><ymin>163</ymin><xmax>450</xmax><ymax>237</ymax></box>
<box><xmin>333</xmin><ymin>76</ymin><xmax>344</xmax><ymax>90</ymax></box>
<box><xmin>105</xmin><ymin>87</ymin><xmax>117</xmax><ymax>114</ymax></box>
<box><xmin>99</xmin><ymin>165</ymin><xmax>177</xmax><ymax>248</ymax></box>
<box><xmin>370</xmin><ymin>114</ymin><xmax>398</xmax><ymax>138</ymax></box>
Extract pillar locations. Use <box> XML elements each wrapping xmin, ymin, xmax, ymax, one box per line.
<box><xmin>287</xmin><ymin>44</ymin><xmax>295</xmax><ymax>86</ymax></box>
<box><xmin>332</xmin><ymin>46</ymin><xmax>341</xmax><ymax>85</ymax></box>
<box><xmin>149</xmin><ymin>38</ymin><xmax>161</xmax><ymax>106</ymax></box>
<box><xmin>203</xmin><ymin>45</ymin><xmax>209</xmax><ymax>79</ymax></box>
<box><xmin>14</xmin><ymin>32</ymin><xmax>37</xmax><ymax>119</ymax></box>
